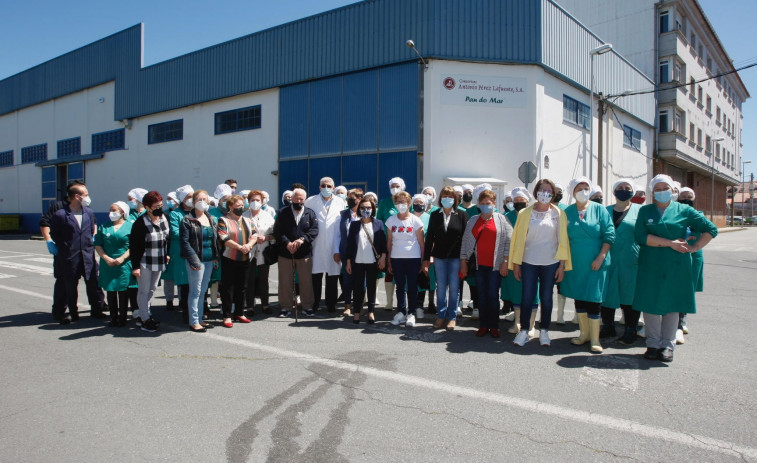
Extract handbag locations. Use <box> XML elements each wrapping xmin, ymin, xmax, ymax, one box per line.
<box><xmin>262</xmin><ymin>242</ymin><xmax>278</xmax><ymax>265</ymax></box>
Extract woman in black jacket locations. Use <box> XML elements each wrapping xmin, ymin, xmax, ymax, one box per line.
<box><xmin>422</xmin><ymin>186</ymin><xmax>468</xmax><ymax>330</ymax></box>
<box><xmin>345</xmin><ymin>197</ymin><xmax>387</xmax><ymax>324</ymax></box>
<box><xmin>179</xmin><ymin>190</ymin><xmax>219</xmax><ymax>332</ymax></box>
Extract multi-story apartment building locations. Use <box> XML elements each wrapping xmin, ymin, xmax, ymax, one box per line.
<box><xmin>558</xmin><ymin>0</ymin><xmax>749</xmax><ymax>226</ymax></box>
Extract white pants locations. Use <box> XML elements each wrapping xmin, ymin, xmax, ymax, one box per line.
<box><xmin>643</xmin><ymin>312</ymin><xmax>678</xmax><ymax>350</ymax></box>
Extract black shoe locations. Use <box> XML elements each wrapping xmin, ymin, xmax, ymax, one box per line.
<box><xmin>59</xmin><ymin>317</ymin><xmax>71</xmax><ymax>325</ymax></box>
<box><xmin>148</xmin><ymin>317</ymin><xmax>161</xmax><ymax>325</ymax></box>
<box><xmin>279</xmin><ymin>310</ymin><xmax>291</xmax><ymax>318</ymax></box>
<box><xmin>304</xmin><ymin>309</ymin><xmax>315</xmax><ymax>317</ymax></box>
<box><xmin>327</xmin><ymin>307</ymin><xmax>336</xmax><ymax>313</ymax></box>
<box><xmin>643</xmin><ymin>348</ymin><xmax>659</xmax><ymax>360</ymax></box>
<box><xmin>190</xmin><ymin>326</ymin><xmax>207</xmax><ymax>333</ymax></box>
<box><xmin>427</xmin><ymin>303</ymin><xmax>437</xmax><ymax>315</ymax></box>
<box><xmin>166</xmin><ymin>300</ymin><xmax>175</xmax><ymax>311</ymax></box>
<box><xmin>599</xmin><ymin>324</ymin><xmax>616</xmax><ymax>338</ymax></box>
<box><xmin>658</xmin><ymin>348</ymin><xmax>674</xmax><ymax>362</ymax></box>
<box><xmin>352</xmin><ymin>318</ymin><xmax>360</xmax><ymax>324</ymax></box>
<box><xmin>617</xmin><ymin>329</ymin><xmax>637</xmax><ymax>345</ymax></box>
<box><xmin>108</xmin><ymin>320</ymin><xmax>119</xmax><ymax>327</ymax></box>
<box><xmin>70</xmin><ymin>313</ymin><xmax>80</xmax><ymax>322</ymax></box>
<box><xmin>141</xmin><ymin>319</ymin><xmax>160</xmax><ymax>333</ymax></box>
<box><xmin>262</xmin><ymin>306</ymin><xmax>272</xmax><ymax>315</ymax></box>
<box><xmin>367</xmin><ymin>318</ymin><xmax>375</xmax><ymax>325</ymax></box>
<box><xmin>117</xmin><ymin>319</ymin><xmax>127</xmax><ymax>327</ymax></box>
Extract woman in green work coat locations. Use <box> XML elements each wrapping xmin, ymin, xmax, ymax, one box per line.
<box><xmin>169</xmin><ymin>185</ymin><xmax>194</xmax><ymax>322</ymax></box>
<box><xmin>561</xmin><ymin>177</ymin><xmax>615</xmax><ymax>353</ymax></box>
<box><xmin>599</xmin><ymin>179</ymin><xmax>642</xmax><ymax>344</ymax></box>
<box><xmin>377</xmin><ymin>177</ymin><xmax>403</xmax><ymax>311</ymax></box>
<box><xmin>94</xmin><ymin>201</ymin><xmax>133</xmax><ymax>327</ymax></box>
<box><xmin>501</xmin><ymin>187</ymin><xmax>539</xmax><ymax>336</ymax></box>
<box><xmin>634</xmin><ymin>175</ymin><xmax>717</xmax><ymax>362</ymax></box>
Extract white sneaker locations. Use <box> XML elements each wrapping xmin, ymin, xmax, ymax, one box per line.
<box><xmin>681</xmin><ymin>323</ymin><xmax>689</xmax><ymax>335</ymax></box>
<box><xmin>675</xmin><ymin>329</ymin><xmax>685</xmax><ymax>345</ymax></box>
<box><xmin>405</xmin><ymin>314</ymin><xmax>416</xmax><ymax>327</ymax></box>
<box><xmin>503</xmin><ymin>310</ymin><xmax>516</xmax><ymax>321</ymax></box>
<box><xmin>637</xmin><ymin>326</ymin><xmax>646</xmax><ymax>338</ymax></box>
<box><xmin>416</xmin><ymin>308</ymin><xmax>424</xmax><ymax>320</ymax></box>
<box><xmin>471</xmin><ymin>309</ymin><xmax>480</xmax><ymax>320</ymax></box>
<box><xmin>456</xmin><ymin>308</ymin><xmax>463</xmax><ymax>318</ymax></box>
<box><xmin>391</xmin><ymin>312</ymin><xmax>406</xmax><ymax>326</ymax></box>
<box><xmin>539</xmin><ymin>329</ymin><xmax>551</xmax><ymax>346</ymax></box>
<box><xmin>528</xmin><ymin>328</ymin><xmax>538</xmax><ymax>338</ymax></box>
<box><xmin>513</xmin><ymin>330</ymin><xmax>530</xmax><ymax>346</ymax></box>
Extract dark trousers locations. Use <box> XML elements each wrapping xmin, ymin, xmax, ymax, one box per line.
<box><xmin>391</xmin><ymin>258</ymin><xmax>420</xmax><ymax>315</ymax></box>
<box><xmin>245</xmin><ymin>259</ymin><xmax>270</xmax><ymax>308</ymax></box>
<box><xmin>459</xmin><ymin>278</ymin><xmax>479</xmax><ymax>308</ymax></box>
<box><xmin>312</xmin><ymin>272</ymin><xmax>339</xmax><ymax>311</ymax></box>
<box><xmin>341</xmin><ymin>269</ymin><xmax>353</xmax><ymax>305</ymax></box>
<box><xmin>107</xmin><ymin>290</ymin><xmax>129</xmax><ymax>323</ymax></box>
<box><xmin>58</xmin><ymin>260</ymin><xmax>104</xmax><ymax>319</ymax></box>
<box><xmin>575</xmin><ymin>299</ymin><xmax>601</xmax><ymax>317</ymax></box>
<box><xmin>179</xmin><ymin>284</ymin><xmax>189</xmax><ymax>323</ymax></box>
<box><xmin>520</xmin><ymin>262</ymin><xmax>559</xmax><ymax>331</ymax></box>
<box><xmin>127</xmin><ymin>287</ymin><xmax>139</xmax><ymax>313</ymax></box>
<box><xmin>221</xmin><ymin>257</ymin><xmax>249</xmax><ymax>318</ymax></box>
<box><xmin>351</xmin><ymin>263</ymin><xmax>378</xmax><ymax>312</ymax></box>
<box><xmin>474</xmin><ymin>266</ymin><xmax>501</xmax><ymax>329</ymax></box>
<box><xmin>51</xmin><ymin>258</ymin><xmax>67</xmax><ymax>318</ymax></box>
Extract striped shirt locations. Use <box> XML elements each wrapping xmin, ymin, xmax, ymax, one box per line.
<box><xmin>217</xmin><ymin>215</ymin><xmax>254</xmax><ymax>261</ymax></box>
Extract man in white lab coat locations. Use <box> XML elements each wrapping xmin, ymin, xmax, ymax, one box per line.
<box><xmin>304</xmin><ymin>176</ymin><xmax>346</xmax><ymax>314</ymax></box>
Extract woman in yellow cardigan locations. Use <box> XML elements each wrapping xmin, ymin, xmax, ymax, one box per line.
<box><xmin>508</xmin><ymin>179</ymin><xmax>572</xmax><ymax>347</ymax></box>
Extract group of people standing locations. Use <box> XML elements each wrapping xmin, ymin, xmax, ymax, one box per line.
<box><xmin>42</xmin><ymin>173</ymin><xmax>716</xmax><ymax>362</ymax></box>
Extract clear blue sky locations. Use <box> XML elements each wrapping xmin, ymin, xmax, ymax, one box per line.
<box><xmin>1</xmin><ymin>0</ymin><xmax>754</xmax><ymax>176</ymax></box>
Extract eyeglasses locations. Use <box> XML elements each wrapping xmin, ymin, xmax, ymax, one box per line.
<box><xmin>320</xmin><ymin>184</ymin><xmax>333</xmax><ymax>188</ymax></box>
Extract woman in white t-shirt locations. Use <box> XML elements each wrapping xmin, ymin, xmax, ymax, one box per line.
<box><xmin>386</xmin><ymin>191</ymin><xmax>425</xmax><ymax>327</ymax></box>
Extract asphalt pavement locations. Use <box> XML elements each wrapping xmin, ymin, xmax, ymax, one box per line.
<box><xmin>0</xmin><ymin>229</ymin><xmax>755</xmax><ymax>462</ymax></box>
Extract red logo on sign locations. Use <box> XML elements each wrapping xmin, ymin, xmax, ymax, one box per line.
<box><xmin>443</xmin><ymin>77</ymin><xmax>455</xmax><ymax>90</ymax></box>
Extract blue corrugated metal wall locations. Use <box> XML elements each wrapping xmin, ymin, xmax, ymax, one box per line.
<box><xmin>343</xmin><ymin>70</ymin><xmax>378</xmax><ymax>153</ymax></box>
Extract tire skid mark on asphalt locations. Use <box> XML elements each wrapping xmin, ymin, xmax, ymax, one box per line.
<box><xmin>208</xmin><ymin>332</ymin><xmax>757</xmax><ymax>461</ymax></box>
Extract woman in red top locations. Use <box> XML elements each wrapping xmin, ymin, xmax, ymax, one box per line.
<box><xmin>460</xmin><ymin>190</ymin><xmax>513</xmax><ymax>337</ymax></box>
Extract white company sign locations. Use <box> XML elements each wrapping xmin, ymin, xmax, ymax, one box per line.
<box><xmin>440</xmin><ymin>75</ymin><xmax>527</xmax><ymax>108</ymax></box>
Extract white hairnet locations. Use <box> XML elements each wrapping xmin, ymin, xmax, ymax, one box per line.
<box><xmin>648</xmin><ymin>174</ymin><xmax>674</xmax><ymax>192</ymax></box>
<box><xmin>422</xmin><ymin>186</ymin><xmax>436</xmax><ymax>200</ymax></box>
<box><xmin>364</xmin><ymin>191</ymin><xmax>378</xmax><ymax>202</ymax></box>
<box><xmin>461</xmin><ymin>184</ymin><xmax>474</xmax><ymax>193</ymax></box>
<box><xmin>261</xmin><ymin>191</ymin><xmax>270</xmax><ymax>204</ymax></box>
<box><xmin>175</xmin><ymin>185</ymin><xmax>194</xmax><ymax>202</ymax></box>
<box><xmin>167</xmin><ymin>191</ymin><xmax>178</xmax><ymax>203</ymax></box>
<box><xmin>612</xmin><ymin>178</ymin><xmax>634</xmax><ymax>192</ymax></box>
<box><xmin>113</xmin><ymin>201</ymin><xmax>130</xmax><ymax>216</ymax></box>
<box><xmin>679</xmin><ymin>186</ymin><xmax>695</xmax><ymax>199</ymax></box>
<box><xmin>553</xmin><ymin>182</ymin><xmax>565</xmax><ymax>193</ymax></box>
<box><xmin>213</xmin><ymin>183</ymin><xmax>232</xmax><ymax>200</ymax></box>
<box><xmin>590</xmin><ymin>185</ymin><xmax>603</xmax><ymax>198</ymax></box>
<box><xmin>452</xmin><ymin>185</ymin><xmax>463</xmax><ymax>194</ymax></box>
<box><xmin>567</xmin><ymin>177</ymin><xmax>593</xmax><ymax>196</ymax></box>
<box><xmin>511</xmin><ymin>187</ymin><xmax>530</xmax><ymax>201</ymax></box>
<box><xmin>388</xmin><ymin>177</ymin><xmax>405</xmax><ymax>191</ymax></box>
<box><xmin>128</xmin><ymin>188</ymin><xmax>148</xmax><ymax>203</ymax></box>
<box><xmin>412</xmin><ymin>194</ymin><xmax>428</xmax><ymax>205</ymax></box>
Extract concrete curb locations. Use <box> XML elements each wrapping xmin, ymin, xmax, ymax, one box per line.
<box><xmin>717</xmin><ymin>227</ymin><xmax>747</xmax><ymax>233</ymax></box>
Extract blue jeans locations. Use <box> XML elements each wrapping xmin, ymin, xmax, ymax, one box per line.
<box><xmin>474</xmin><ymin>266</ymin><xmax>501</xmax><ymax>329</ymax></box>
<box><xmin>434</xmin><ymin>258</ymin><xmax>460</xmax><ymax>320</ymax></box>
<box><xmin>520</xmin><ymin>261</ymin><xmax>559</xmax><ymax>331</ymax></box>
<box><xmin>391</xmin><ymin>258</ymin><xmax>421</xmax><ymax>315</ymax></box>
<box><xmin>186</xmin><ymin>261</ymin><xmax>213</xmax><ymax>325</ymax></box>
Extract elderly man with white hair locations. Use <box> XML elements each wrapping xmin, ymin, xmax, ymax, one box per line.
<box><xmin>274</xmin><ymin>188</ymin><xmax>319</xmax><ymax>317</ymax></box>
<box><xmin>304</xmin><ymin>177</ymin><xmax>345</xmax><ymax>314</ymax></box>
<box><xmin>633</xmin><ymin>174</ymin><xmax>717</xmax><ymax>362</ymax></box>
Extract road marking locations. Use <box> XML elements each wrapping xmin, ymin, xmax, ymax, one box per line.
<box><xmin>25</xmin><ymin>257</ymin><xmax>55</xmax><ymax>264</ymax></box>
<box><xmin>0</xmin><ymin>273</ymin><xmax>16</xmax><ymax>279</ymax></box>
<box><xmin>0</xmin><ymin>283</ymin><xmax>754</xmax><ymax>460</ymax></box>
<box><xmin>0</xmin><ymin>254</ymin><xmax>37</xmax><ymax>259</ymax></box>
<box><xmin>0</xmin><ymin>261</ymin><xmax>53</xmax><ymax>275</ymax></box>
<box><xmin>0</xmin><ymin>285</ymin><xmax>89</xmax><ymax>309</ymax></box>
<box><xmin>580</xmin><ymin>355</ymin><xmax>640</xmax><ymax>391</ymax></box>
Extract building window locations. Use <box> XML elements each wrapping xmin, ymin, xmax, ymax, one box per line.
<box><xmin>673</xmin><ymin>61</ymin><xmax>683</xmax><ymax>83</ymax></box>
<box><xmin>659</xmin><ymin>110</ymin><xmax>669</xmax><ymax>133</ymax></box>
<box><xmin>215</xmin><ymin>105</ymin><xmax>262</xmax><ymax>135</ymax></box>
<box><xmin>690</xmin><ymin>33</ymin><xmax>697</xmax><ymax>51</ymax></box>
<box><xmin>697</xmin><ymin>128</ymin><xmax>703</xmax><ymax>147</ymax></box>
<box><xmin>57</xmin><ymin>137</ymin><xmax>81</xmax><ymax>158</ymax></box>
<box><xmin>716</xmin><ymin>107</ymin><xmax>721</xmax><ymax>124</ymax></box>
<box><xmin>0</xmin><ymin>150</ymin><xmax>12</xmax><ymax>168</ymax></box>
<box><xmin>659</xmin><ymin>11</ymin><xmax>670</xmax><ymax>33</ymax></box>
<box><xmin>674</xmin><ymin>110</ymin><xmax>684</xmax><ymax>134</ymax></box>
<box><xmin>623</xmin><ymin>125</ymin><xmax>641</xmax><ymax>150</ymax></box>
<box><xmin>706</xmin><ymin>95</ymin><xmax>712</xmax><ymax>114</ymax></box>
<box><xmin>697</xmin><ymin>86</ymin><xmax>703</xmax><ymax>103</ymax></box>
<box><xmin>562</xmin><ymin>95</ymin><xmax>590</xmax><ymax>129</ymax></box>
<box><xmin>689</xmin><ymin>123</ymin><xmax>696</xmax><ymax>141</ymax></box>
<box><xmin>148</xmin><ymin>119</ymin><xmax>183</xmax><ymax>144</ymax></box>
<box><xmin>706</xmin><ymin>135</ymin><xmax>712</xmax><ymax>154</ymax></box>
<box><xmin>698</xmin><ymin>44</ymin><xmax>703</xmax><ymax>58</ymax></box>
<box><xmin>92</xmin><ymin>128</ymin><xmax>125</xmax><ymax>153</ymax></box>
<box><xmin>21</xmin><ymin>144</ymin><xmax>47</xmax><ymax>164</ymax></box>
<box><xmin>689</xmin><ymin>77</ymin><xmax>696</xmax><ymax>93</ymax></box>
<box><xmin>659</xmin><ymin>60</ymin><xmax>670</xmax><ymax>84</ymax></box>
<box><xmin>707</xmin><ymin>57</ymin><xmax>713</xmax><ymax>74</ymax></box>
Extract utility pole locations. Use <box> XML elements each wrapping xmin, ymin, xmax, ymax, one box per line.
<box><xmin>751</xmin><ymin>173</ymin><xmax>755</xmax><ymax>222</ymax></box>
<box><xmin>597</xmin><ymin>95</ymin><xmax>605</xmax><ymax>189</ymax></box>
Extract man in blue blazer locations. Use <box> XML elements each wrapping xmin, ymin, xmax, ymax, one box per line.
<box><xmin>49</xmin><ymin>183</ymin><xmax>106</xmax><ymax>323</ymax></box>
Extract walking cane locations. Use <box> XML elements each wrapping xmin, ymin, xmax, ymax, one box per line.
<box><xmin>291</xmin><ymin>256</ymin><xmax>298</xmax><ymax>324</ymax></box>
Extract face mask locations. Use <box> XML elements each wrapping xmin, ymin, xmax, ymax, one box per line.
<box><xmin>80</xmin><ymin>196</ymin><xmax>92</xmax><ymax>207</ymax></box>
<box><xmin>292</xmin><ymin>202</ymin><xmax>304</xmax><ymax>211</ymax></box>
<box><xmin>337</xmin><ymin>193</ymin><xmax>347</xmax><ymax>201</ymax></box>
<box><xmin>653</xmin><ymin>190</ymin><xmax>672</xmax><ymax>203</ymax></box>
<box><xmin>552</xmin><ymin>193</ymin><xmax>563</xmax><ymax>204</ymax></box>
<box><xmin>536</xmin><ymin>192</ymin><xmax>553</xmax><ymax>204</ymax></box>
<box><xmin>671</xmin><ymin>192</ymin><xmax>679</xmax><ymax>202</ymax></box>
<box><xmin>167</xmin><ymin>200</ymin><xmax>177</xmax><ymax>209</ymax></box>
<box><xmin>250</xmin><ymin>200</ymin><xmax>262</xmax><ymax>211</ymax></box>
<box><xmin>152</xmin><ymin>208</ymin><xmax>164</xmax><ymax>217</ymax></box>
<box><xmin>232</xmin><ymin>207</ymin><xmax>245</xmax><ymax>216</ymax></box>
<box><xmin>412</xmin><ymin>204</ymin><xmax>425</xmax><ymax>213</ymax></box>
<box><xmin>513</xmin><ymin>202</ymin><xmax>527</xmax><ymax>211</ymax></box>
<box><xmin>347</xmin><ymin>197</ymin><xmax>357</xmax><ymax>209</ymax></box>
<box><xmin>505</xmin><ymin>202</ymin><xmax>515</xmax><ymax>211</ymax></box>
<box><xmin>129</xmin><ymin>199</ymin><xmax>139</xmax><ymax>209</ymax></box>
<box><xmin>425</xmin><ymin>194</ymin><xmax>433</xmax><ymax>204</ymax></box>
<box><xmin>321</xmin><ymin>188</ymin><xmax>333</xmax><ymax>198</ymax></box>
<box><xmin>479</xmin><ymin>204</ymin><xmax>494</xmax><ymax>214</ymax></box>
<box><xmin>396</xmin><ymin>203</ymin><xmax>409</xmax><ymax>214</ymax></box>
<box><xmin>283</xmin><ymin>198</ymin><xmax>292</xmax><ymax>207</ymax></box>
<box><xmin>678</xmin><ymin>199</ymin><xmax>695</xmax><ymax>207</ymax></box>
<box><xmin>244</xmin><ymin>199</ymin><xmax>250</xmax><ymax>209</ymax></box>
<box><xmin>462</xmin><ymin>193</ymin><xmax>473</xmax><ymax>203</ymax></box>
<box><xmin>441</xmin><ymin>197</ymin><xmax>455</xmax><ymax>209</ymax></box>
<box><xmin>390</xmin><ymin>187</ymin><xmax>401</xmax><ymax>196</ymax></box>
<box><xmin>109</xmin><ymin>212</ymin><xmax>122</xmax><ymax>222</ymax></box>
<box><xmin>574</xmin><ymin>189</ymin><xmax>591</xmax><ymax>203</ymax></box>
<box><xmin>219</xmin><ymin>202</ymin><xmax>229</xmax><ymax>214</ymax></box>
<box><xmin>184</xmin><ymin>198</ymin><xmax>194</xmax><ymax>209</ymax></box>
<box><xmin>630</xmin><ymin>196</ymin><xmax>645</xmax><ymax>204</ymax></box>
<box><xmin>591</xmin><ymin>197</ymin><xmax>603</xmax><ymax>204</ymax></box>
<box><xmin>195</xmin><ymin>201</ymin><xmax>209</xmax><ymax>212</ymax></box>
<box><xmin>614</xmin><ymin>190</ymin><xmax>634</xmax><ymax>202</ymax></box>
<box><xmin>360</xmin><ymin>208</ymin><xmax>372</xmax><ymax>218</ymax></box>
<box><xmin>231</xmin><ymin>189</ymin><xmax>237</xmax><ymax>195</ymax></box>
